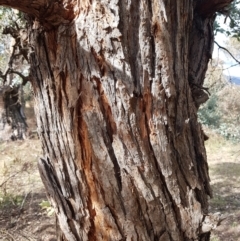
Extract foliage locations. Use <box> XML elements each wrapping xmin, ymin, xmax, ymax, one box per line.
<box><xmin>198</xmin><ymin>61</ymin><xmax>224</xmax><ymax>130</ymax></box>
<box><xmin>0</xmin><ymin>6</ymin><xmax>29</xmax><ymax>87</ymax></box>
<box><xmin>0</xmin><ymin>7</ymin><xmax>26</xmax><ymax>75</ymax></box>
<box><xmin>211</xmin><ymin>1</ymin><xmax>240</xmax><ymax>142</ymax></box>
<box><xmin>23</xmin><ymin>81</ymin><xmax>33</xmax><ymax>101</ymax></box>
<box><xmin>214</xmin><ymin>0</ymin><xmax>240</xmax><ymax>39</ymax></box>
<box><xmin>39</xmin><ymin>200</ymin><xmax>55</xmax><ymax>216</ymax></box>
<box><xmin>199</xmin><ymin>62</ymin><xmax>240</xmax><ymax>142</ymax></box>
<box><xmin>0</xmin><ymin>192</ymin><xmax>23</xmax><ymax>208</ymax></box>
<box><xmin>217</xmin><ymin>85</ymin><xmax>240</xmax><ymax>141</ymax></box>
<box><xmin>0</xmin><ymin>7</ymin><xmax>32</xmax><ymax>140</ymax></box>
<box><xmin>224</xmin><ymin>37</ymin><xmax>240</xmax><ymax>60</ymax></box>
<box><xmin>198</xmin><ymin>94</ymin><xmax>221</xmax><ymax>128</ymax></box>
<box><xmin>210</xmin><ymin>236</ymin><xmax>220</xmax><ymax>241</ymax></box>
<box><xmin>226</xmin><ymin>0</ymin><xmax>240</xmax><ymax>39</ymax></box>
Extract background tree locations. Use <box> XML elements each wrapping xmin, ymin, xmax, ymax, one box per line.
<box><xmin>224</xmin><ymin>36</ymin><xmax>240</xmax><ymax>59</ymax></box>
<box><xmin>0</xmin><ymin>7</ymin><xmax>30</xmax><ymax>140</ymax></box>
<box><xmin>214</xmin><ymin>0</ymin><xmax>240</xmax><ymax>38</ymax></box>
<box><xmin>198</xmin><ymin>59</ymin><xmax>240</xmax><ymax>142</ymax></box>
<box><xmin>0</xmin><ymin>0</ymin><xmax>236</xmax><ymax>241</ymax></box>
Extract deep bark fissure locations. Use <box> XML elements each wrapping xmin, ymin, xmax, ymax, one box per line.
<box><xmin>191</xmin><ymin>122</ymin><xmax>211</xmax><ymax>194</ymax></box>
<box><xmin>59</xmin><ymin>71</ymin><xmax>68</xmax><ymax>117</ymax></box>
<box><xmin>171</xmin><ymin>149</ymin><xmax>190</xmax><ymax>204</ymax></box>
<box><xmin>136</xmin><ymin>197</ymin><xmax>153</xmax><ymax>239</ymax></box>
<box><xmin>101</xmin><ymin>119</ymin><xmax>122</xmax><ymax>191</ymax></box>
<box><xmin>128</xmin><ymin>176</ymin><xmax>152</xmax><ymax>240</ymax></box>
<box><xmin>106</xmin><ymin>204</ymin><xmax>126</xmax><ymax>239</ymax></box>
<box><xmin>146</xmin><ymin>133</ymin><xmax>181</xmax><ymax>239</ymax></box>
<box><xmin>129</xmin><ymin>2</ymin><xmax>141</xmax><ymax>93</ymax></box>
<box><xmin>127</xmin><ymin>116</ymin><xmax>144</xmax><ymax>164</ymax></box>
<box><xmin>188</xmin><ymin>12</ymin><xmax>215</xmax><ymax>87</ymax></box>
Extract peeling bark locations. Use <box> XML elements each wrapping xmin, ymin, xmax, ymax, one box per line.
<box><xmin>0</xmin><ymin>0</ymin><xmax>233</xmax><ymax>240</ymax></box>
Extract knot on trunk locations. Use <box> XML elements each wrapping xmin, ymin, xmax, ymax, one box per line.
<box><xmin>191</xmin><ymin>85</ymin><xmax>210</xmax><ymax>109</ymax></box>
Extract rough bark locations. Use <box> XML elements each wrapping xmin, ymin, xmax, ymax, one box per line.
<box><xmin>0</xmin><ymin>0</ymin><xmax>233</xmax><ymax>240</ymax></box>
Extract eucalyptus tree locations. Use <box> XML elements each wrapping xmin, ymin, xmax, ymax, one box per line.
<box><xmin>0</xmin><ymin>0</ymin><xmax>235</xmax><ymax>240</ymax></box>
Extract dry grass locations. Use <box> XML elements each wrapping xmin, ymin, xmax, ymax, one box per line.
<box><xmin>0</xmin><ymin>129</ymin><xmax>240</xmax><ymax>240</ymax></box>
<box><xmin>0</xmin><ymin>139</ymin><xmax>56</xmax><ymax>241</ymax></box>
<box><xmin>205</xmin><ymin>129</ymin><xmax>240</xmax><ymax>241</ymax></box>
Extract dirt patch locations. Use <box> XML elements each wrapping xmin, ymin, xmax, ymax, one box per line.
<box><xmin>1</xmin><ymin>129</ymin><xmax>240</xmax><ymax>240</ymax></box>
<box><xmin>205</xmin><ymin>129</ymin><xmax>240</xmax><ymax>241</ymax></box>
<box><xmin>0</xmin><ymin>192</ymin><xmax>56</xmax><ymax>241</ymax></box>
<box><xmin>0</xmin><ymin>139</ymin><xmax>56</xmax><ymax>241</ymax></box>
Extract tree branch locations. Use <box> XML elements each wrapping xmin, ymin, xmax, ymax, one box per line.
<box><xmin>214</xmin><ymin>40</ymin><xmax>240</xmax><ymax>65</ymax></box>
<box><xmin>9</xmin><ymin>70</ymin><xmax>30</xmax><ymax>85</ymax></box>
<box><xmin>0</xmin><ymin>0</ymin><xmax>74</xmax><ymax>26</ymax></box>
<box><xmin>0</xmin><ymin>170</ymin><xmax>21</xmax><ymax>187</ymax></box>
<box><xmin>1</xmin><ymin>24</ymin><xmax>30</xmax><ymax>85</ymax></box>
<box><xmin>197</xmin><ymin>0</ymin><xmax>234</xmax><ymax>17</ymax></box>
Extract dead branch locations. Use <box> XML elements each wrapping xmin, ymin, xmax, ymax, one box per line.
<box><xmin>214</xmin><ymin>40</ymin><xmax>240</xmax><ymax>65</ymax></box>
<box><xmin>0</xmin><ymin>171</ymin><xmax>21</xmax><ymax>188</ymax></box>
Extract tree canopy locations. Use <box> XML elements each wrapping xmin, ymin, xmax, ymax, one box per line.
<box><xmin>214</xmin><ymin>0</ymin><xmax>240</xmax><ymax>38</ymax></box>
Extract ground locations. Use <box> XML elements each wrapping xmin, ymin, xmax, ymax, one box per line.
<box><xmin>0</xmin><ymin>139</ymin><xmax>56</xmax><ymax>241</ymax></box>
<box><xmin>0</xmin><ymin>129</ymin><xmax>239</xmax><ymax>241</ymax></box>
<box><xmin>206</xmin><ymin>129</ymin><xmax>240</xmax><ymax>241</ymax></box>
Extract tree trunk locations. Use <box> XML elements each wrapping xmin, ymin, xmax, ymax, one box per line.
<box><xmin>0</xmin><ymin>0</ymin><xmax>233</xmax><ymax>240</ymax></box>
<box><xmin>0</xmin><ymin>85</ymin><xmax>28</xmax><ymax>140</ymax></box>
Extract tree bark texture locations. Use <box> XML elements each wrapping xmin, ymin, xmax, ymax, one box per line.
<box><xmin>0</xmin><ymin>0</ymin><xmax>233</xmax><ymax>240</ymax></box>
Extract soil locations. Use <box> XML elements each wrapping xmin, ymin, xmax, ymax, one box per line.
<box><xmin>0</xmin><ymin>102</ymin><xmax>56</xmax><ymax>241</ymax></box>
<box><xmin>206</xmin><ymin>129</ymin><xmax>240</xmax><ymax>241</ymax></box>
<box><xmin>0</xmin><ymin>129</ymin><xmax>239</xmax><ymax>241</ymax></box>
<box><xmin>0</xmin><ymin>140</ymin><xmax>56</xmax><ymax>241</ymax></box>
